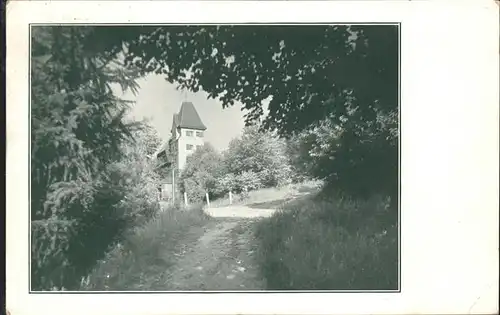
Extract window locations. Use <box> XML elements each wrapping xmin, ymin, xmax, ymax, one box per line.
<box><xmin>186</xmin><ymin>144</ymin><xmax>193</xmax><ymax>150</ymax></box>
<box><xmin>186</xmin><ymin>130</ymin><xmax>194</xmax><ymax>137</ymax></box>
<box><xmin>196</xmin><ymin>131</ymin><xmax>204</xmax><ymax>137</ymax></box>
<box><xmin>196</xmin><ymin>145</ymin><xmax>202</xmax><ymax>150</ymax></box>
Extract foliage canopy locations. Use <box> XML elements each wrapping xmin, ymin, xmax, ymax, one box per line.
<box><xmin>94</xmin><ymin>25</ymin><xmax>399</xmax><ymax>199</ymax></box>
<box><xmin>96</xmin><ymin>25</ymin><xmax>397</xmax><ymax>136</ymax></box>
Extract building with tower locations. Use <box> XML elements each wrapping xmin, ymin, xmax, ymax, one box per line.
<box><xmin>154</xmin><ymin>101</ymin><xmax>207</xmax><ymax>201</ymax></box>
<box><xmin>168</xmin><ymin>101</ymin><xmax>207</xmax><ymax>170</ymax></box>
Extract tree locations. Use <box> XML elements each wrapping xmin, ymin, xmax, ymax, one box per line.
<box><xmin>133</xmin><ymin>122</ymin><xmax>163</xmax><ymax>157</ymax></box>
<box><xmin>179</xmin><ymin>143</ymin><xmax>225</xmax><ymax>202</ymax></box>
<box><xmin>112</xmin><ymin>123</ymin><xmax>163</xmax><ymax>223</ymax></box>
<box><xmin>111</xmin><ymin>25</ymin><xmax>397</xmax><ymax>135</ymax></box>
<box><xmin>90</xmin><ymin>25</ymin><xmax>399</xmax><ymax>201</ymax></box>
<box><xmin>30</xmin><ymin>26</ymin><xmax>143</xmax><ymax>290</ymax></box>
<box><xmin>224</xmin><ymin>125</ymin><xmax>292</xmax><ymax>189</ymax></box>
<box><xmin>287</xmin><ymin>111</ymin><xmax>398</xmax><ymax>201</ymax></box>
<box><xmin>285</xmin><ymin>129</ymin><xmax>321</xmax><ymax>183</ymax></box>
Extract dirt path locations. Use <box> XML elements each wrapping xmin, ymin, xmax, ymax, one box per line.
<box><xmin>164</xmin><ymin>206</ymin><xmax>279</xmax><ymax>291</ymax></box>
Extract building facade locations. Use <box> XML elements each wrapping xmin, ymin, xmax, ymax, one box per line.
<box><xmin>168</xmin><ymin>101</ymin><xmax>207</xmax><ymax>170</ymax></box>
<box><xmin>154</xmin><ymin>101</ymin><xmax>207</xmax><ymax>201</ymax></box>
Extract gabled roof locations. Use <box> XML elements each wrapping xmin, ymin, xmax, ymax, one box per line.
<box><xmin>174</xmin><ymin>101</ymin><xmax>207</xmax><ymax>131</ymax></box>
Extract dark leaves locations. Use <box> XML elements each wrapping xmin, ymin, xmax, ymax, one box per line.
<box><xmin>108</xmin><ymin>25</ymin><xmax>397</xmax><ymax>140</ymax></box>
<box><xmin>31</xmin><ymin>26</ymin><xmax>145</xmax><ymax>290</ymax></box>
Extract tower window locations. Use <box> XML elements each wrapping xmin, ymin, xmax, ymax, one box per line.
<box><xmin>196</xmin><ymin>131</ymin><xmax>204</xmax><ymax>137</ymax></box>
<box><xmin>186</xmin><ymin>130</ymin><xmax>194</xmax><ymax>137</ymax></box>
<box><xmin>186</xmin><ymin>144</ymin><xmax>193</xmax><ymax>150</ymax></box>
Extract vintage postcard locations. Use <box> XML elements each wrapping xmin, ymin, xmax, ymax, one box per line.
<box><xmin>5</xmin><ymin>1</ymin><xmax>499</xmax><ymax>314</ymax></box>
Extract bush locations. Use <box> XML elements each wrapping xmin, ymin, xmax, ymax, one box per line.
<box><xmin>287</xmin><ymin>112</ymin><xmax>398</xmax><ymax>203</ymax></box>
<box><xmin>31</xmin><ymin>129</ymin><xmax>162</xmax><ymax>290</ymax></box>
<box><xmin>31</xmin><ymin>174</ymin><xmax>129</xmax><ymax>290</ymax></box>
<box><xmin>254</xmin><ymin>194</ymin><xmax>398</xmax><ymax>290</ymax></box>
<box><xmin>111</xmin><ymin>125</ymin><xmax>163</xmax><ymax>225</ymax></box>
<box><xmin>215</xmin><ymin>170</ymin><xmax>263</xmax><ymax>196</ymax></box>
<box><xmin>181</xmin><ymin>177</ymin><xmax>207</xmax><ymax>204</ymax></box>
<box><xmin>180</xmin><ymin>143</ymin><xmax>225</xmax><ymax>203</ymax></box>
<box><xmin>179</xmin><ymin>127</ymin><xmax>295</xmax><ymax>203</ymax></box>
<box><xmin>224</xmin><ymin>125</ymin><xmax>292</xmax><ymax>189</ymax></box>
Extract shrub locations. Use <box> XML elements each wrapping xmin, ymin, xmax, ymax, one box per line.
<box><xmin>180</xmin><ymin>143</ymin><xmax>225</xmax><ymax>203</ymax></box>
<box><xmin>254</xmin><ymin>194</ymin><xmax>398</xmax><ymax>290</ymax></box>
<box><xmin>111</xmin><ymin>125</ymin><xmax>163</xmax><ymax>225</ymax></box>
<box><xmin>287</xmin><ymin>112</ymin><xmax>398</xmax><ymax>204</ymax></box>
<box><xmin>181</xmin><ymin>177</ymin><xmax>207</xmax><ymax>204</ymax></box>
<box><xmin>31</xmin><ymin>173</ymin><xmax>129</xmax><ymax>290</ymax></box>
<box><xmin>224</xmin><ymin>125</ymin><xmax>292</xmax><ymax>189</ymax></box>
<box><xmin>216</xmin><ymin>170</ymin><xmax>263</xmax><ymax>196</ymax></box>
<box><xmin>214</xmin><ymin>173</ymin><xmax>238</xmax><ymax>195</ymax></box>
<box><xmin>237</xmin><ymin>171</ymin><xmax>263</xmax><ymax>191</ymax></box>
<box><xmin>31</xmin><ymin>133</ymin><xmax>162</xmax><ymax>290</ymax></box>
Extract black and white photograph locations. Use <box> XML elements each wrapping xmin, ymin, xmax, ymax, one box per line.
<box><xmin>5</xmin><ymin>1</ymin><xmax>499</xmax><ymax>314</ymax></box>
<box><xmin>29</xmin><ymin>23</ymin><xmax>400</xmax><ymax>292</ymax></box>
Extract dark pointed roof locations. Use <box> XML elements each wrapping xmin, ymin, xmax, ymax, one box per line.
<box><xmin>175</xmin><ymin>101</ymin><xmax>207</xmax><ymax>131</ymax></box>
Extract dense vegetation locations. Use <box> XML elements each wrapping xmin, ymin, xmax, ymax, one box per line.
<box><xmin>179</xmin><ymin>125</ymin><xmax>293</xmax><ymax>203</ymax></box>
<box><xmin>123</xmin><ymin>25</ymin><xmax>399</xmax><ymax>290</ymax></box>
<box><xmin>110</xmin><ymin>25</ymin><xmax>399</xmax><ymax>203</ymax></box>
<box><xmin>30</xmin><ymin>26</ymin><xmax>162</xmax><ymax>290</ymax></box>
<box><xmin>176</xmin><ymin>122</ymin><xmax>398</xmax><ymax>290</ymax></box>
<box><xmin>31</xmin><ymin>25</ymin><xmax>399</xmax><ymax>290</ymax></box>
<box><xmin>72</xmin><ymin>24</ymin><xmax>398</xmax><ymax>202</ymax></box>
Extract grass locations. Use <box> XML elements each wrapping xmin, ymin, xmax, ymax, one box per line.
<box><xmin>79</xmin><ymin>204</ymin><xmax>211</xmax><ymax>291</ymax></box>
<box><xmin>254</xmin><ymin>193</ymin><xmax>398</xmax><ymax>290</ymax></box>
<box><xmin>78</xmin><ymin>180</ymin><xmax>398</xmax><ymax>291</ymax></box>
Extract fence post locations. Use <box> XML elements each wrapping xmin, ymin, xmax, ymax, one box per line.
<box><xmin>184</xmin><ymin>192</ymin><xmax>188</xmax><ymax>207</ymax></box>
<box><xmin>171</xmin><ymin>168</ymin><xmax>175</xmax><ymax>206</ymax></box>
<box><xmin>229</xmin><ymin>191</ymin><xmax>233</xmax><ymax>205</ymax></box>
<box><xmin>205</xmin><ymin>192</ymin><xmax>210</xmax><ymax>207</ymax></box>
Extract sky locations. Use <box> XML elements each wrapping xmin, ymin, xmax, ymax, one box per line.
<box><xmin>114</xmin><ymin>74</ymin><xmax>249</xmax><ymax>151</ymax></box>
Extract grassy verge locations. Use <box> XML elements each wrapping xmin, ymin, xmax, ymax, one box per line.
<box><xmin>254</xmin><ymin>194</ymin><xmax>398</xmax><ymax>290</ymax></box>
<box><xmin>79</xmin><ymin>205</ymin><xmax>211</xmax><ymax>291</ymax></box>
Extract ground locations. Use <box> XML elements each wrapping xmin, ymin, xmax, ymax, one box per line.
<box><xmin>159</xmin><ymin>186</ymin><xmax>315</xmax><ymax>291</ymax></box>
<box><xmin>82</xmin><ymin>183</ymin><xmax>320</xmax><ymax>291</ymax></box>
<box><xmin>163</xmin><ymin>206</ymin><xmax>278</xmax><ymax>290</ymax></box>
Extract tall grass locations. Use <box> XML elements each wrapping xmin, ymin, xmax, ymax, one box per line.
<box><xmin>80</xmin><ymin>205</ymin><xmax>211</xmax><ymax>291</ymax></box>
<box><xmin>254</xmin><ymin>194</ymin><xmax>398</xmax><ymax>290</ymax></box>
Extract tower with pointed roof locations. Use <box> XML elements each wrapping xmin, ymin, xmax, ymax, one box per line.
<box><xmin>153</xmin><ymin>101</ymin><xmax>207</xmax><ymax>201</ymax></box>
<box><xmin>168</xmin><ymin>101</ymin><xmax>207</xmax><ymax>171</ymax></box>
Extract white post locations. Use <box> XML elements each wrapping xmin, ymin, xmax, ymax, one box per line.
<box><xmin>171</xmin><ymin>168</ymin><xmax>175</xmax><ymax>205</ymax></box>
<box><xmin>184</xmin><ymin>192</ymin><xmax>188</xmax><ymax>207</ymax></box>
<box><xmin>229</xmin><ymin>191</ymin><xmax>233</xmax><ymax>205</ymax></box>
<box><xmin>205</xmin><ymin>192</ymin><xmax>210</xmax><ymax>207</ymax></box>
